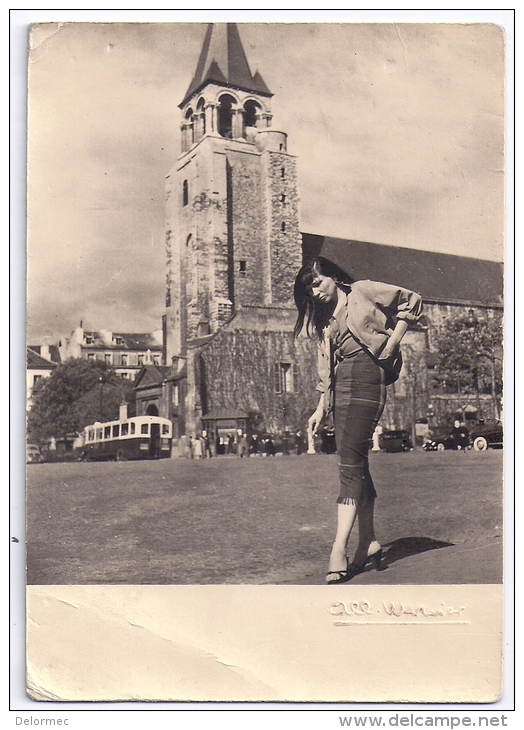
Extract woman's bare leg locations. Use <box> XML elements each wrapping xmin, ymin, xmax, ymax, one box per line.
<box><xmin>352</xmin><ymin>500</ymin><xmax>381</xmax><ymax>566</ymax></box>
<box><xmin>327</xmin><ymin>502</ymin><xmax>359</xmax><ymax>574</ymax></box>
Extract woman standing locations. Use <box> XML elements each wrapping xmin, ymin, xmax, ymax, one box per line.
<box><xmin>294</xmin><ymin>257</ymin><xmax>422</xmax><ymax>583</ymax></box>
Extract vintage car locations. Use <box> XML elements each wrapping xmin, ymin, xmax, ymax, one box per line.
<box><xmin>379</xmin><ymin>430</ymin><xmax>413</xmax><ymax>453</ymax></box>
<box><xmin>468</xmin><ymin>418</ymin><xmax>503</xmax><ymax>451</ymax></box>
<box><xmin>422</xmin><ymin>427</ymin><xmax>460</xmax><ymax>451</ymax></box>
<box><xmin>26</xmin><ymin>444</ymin><xmax>44</xmax><ymax>464</ymax></box>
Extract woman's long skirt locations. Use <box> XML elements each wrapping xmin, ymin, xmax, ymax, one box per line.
<box><xmin>333</xmin><ymin>351</ymin><xmax>386</xmax><ymax>506</ymax></box>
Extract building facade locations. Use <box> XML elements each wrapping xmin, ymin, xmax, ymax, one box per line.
<box><xmin>163</xmin><ymin>23</ymin><xmax>503</xmax><ymax>446</ymax></box>
<box><xmin>26</xmin><ymin>345</ymin><xmax>61</xmax><ymax>405</ymax></box>
<box><xmin>60</xmin><ymin>324</ymin><xmax>164</xmax><ymax>380</ymax></box>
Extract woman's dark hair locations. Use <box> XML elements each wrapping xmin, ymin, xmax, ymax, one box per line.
<box><xmin>293</xmin><ymin>257</ymin><xmax>354</xmax><ymax>340</ymax></box>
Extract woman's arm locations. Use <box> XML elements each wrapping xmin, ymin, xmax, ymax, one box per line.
<box><xmin>380</xmin><ymin>319</ymin><xmax>409</xmax><ymax>360</ymax></box>
<box><xmin>308</xmin><ymin>393</ymin><xmax>325</xmax><ymax>436</ymax></box>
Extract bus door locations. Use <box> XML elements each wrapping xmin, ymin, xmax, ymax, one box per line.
<box><xmin>149</xmin><ymin>423</ymin><xmax>160</xmax><ymax>458</ymax></box>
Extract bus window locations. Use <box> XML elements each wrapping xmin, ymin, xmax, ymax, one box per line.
<box><xmin>97</xmin><ymin>428</ymin><xmax>103</xmax><ymax>440</ymax></box>
<box><xmin>104</xmin><ymin>426</ymin><xmax>111</xmax><ymax>439</ymax></box>
<box><xmin>112</xmin><ymin>424</ymin><xmax>120</xmax><ymax>437</ymax></box>
<box><xmin>162</xmin><ymin>424</ymin><xmax>170</xmax><ymax>435</ymax></box>
<box><xmin>130</xmin><ymin>423</ymin><xmax>135</xmax><ymax>435</ymax></box>
<box><xmin>121</xmin><ymin>423</ymin><xmax>129</xmax><ymax>436</ymax></box>
<box><xmin>141</xmin><ymin>424</ymin><xmax>149</xmax><ymax>435</ymax></box>
<box><xmin>88</xmin><ymin>429</ymin><xmax>95</xmax><ymax>441</ymax></box>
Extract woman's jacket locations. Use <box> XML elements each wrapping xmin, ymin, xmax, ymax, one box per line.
<box><xmin>316</xmin><ymin>279</ymin><xmax>423</xmax><ymax>413</ymax></box>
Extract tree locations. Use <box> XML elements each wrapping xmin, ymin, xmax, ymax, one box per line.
<box><xmin>27</xmin><ymin>359</ymin><xmax>134</xmax><ymax>444</ymax></box>
<box><xmin>433</xmin><ymin>310</ymin><xmax>503</xmax><ymax>415</ymax></box>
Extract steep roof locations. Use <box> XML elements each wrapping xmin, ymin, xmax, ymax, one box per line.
<box><xmin>301</xmin><ymin>233</ymin><xmax>503</xmax><ymax>308</ymax></box>
<box><xmin>27</xmin><ymin>348</ymin><xmax>58</xmax><ymax>370</ymax></box>
<box><xmin>180</xmin><ymin>23</ymin><xmax>272</xmax><ymax>107</ymax></box>
<box><xmin>27</xmin><ymin>345</ymin><xmax>61</xmax><ymax>364</ymax></box>
<box><xmin>133</xmin><ymin>364</ymin><xmax>172</xmax><ymax>390</ymax></box>
<box><xmin>82</xmin><ymin>332</ymin><xmax>162</xmax><ymax>351</ymax></box>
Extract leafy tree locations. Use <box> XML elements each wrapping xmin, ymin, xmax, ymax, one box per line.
<box><xmin>432</xmin><ymin>310</ymin><xmax>503</xmax><ymax>410</ymax></box>
<box><xmin>27</xmin><ymin>359</ymin><xmax>134</xmax><ymax>444</ymax></box>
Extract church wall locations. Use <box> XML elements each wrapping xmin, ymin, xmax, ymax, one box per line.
<box><xmin>194</xmin><ymin>324</ymin><xmax>319</xmax><ymax>435</ymax></box>
<box><xmin>263</xmin><ymin>151</ymin><xmax>302</xmax><ymax>305</ymax></box>
<box><xmin>224</xmin><ymin>147</ymin><xmax>266</xmax><ymax>306</ymax></box>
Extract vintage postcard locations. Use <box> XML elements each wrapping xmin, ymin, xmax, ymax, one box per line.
<box><xmin>23</xmin><ymin>16</ymin><xmax>509</xmax><ymax>706</ymax></box>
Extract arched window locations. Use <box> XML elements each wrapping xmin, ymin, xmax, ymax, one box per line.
<box><xmin>185</xmin><ymin>108</ymin><xmax>195</xmax><ymax>146</ymax></box>
<box><xmin>182</xmin><ymin>180</ymin><xmax>188</xmax><ymax>207</ymax></box>
<box><xmin>218</xmin><ymin>94</ymin><xmax>235</xmax><ymax>139</ymax></box>
<box><xmin>196</xmin><ymin>98</ymin><xmax>206</xmax><ymax>138</ymax></box>
<box><xmin>243</xmin><ymin>100</ymin><xmax>260</xmax><ymax>138</ymax></box>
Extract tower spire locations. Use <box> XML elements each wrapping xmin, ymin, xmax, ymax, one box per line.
<box><xmin>180</xmin><ymin>23</ymin><xmax>272</xmax><ymax>107</ymax></box>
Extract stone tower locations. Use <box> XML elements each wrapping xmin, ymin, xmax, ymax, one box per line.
<box><xmin>165</xmin><ymin>23</ymin><xmax>302</xmax><ymax>360</ymax></box>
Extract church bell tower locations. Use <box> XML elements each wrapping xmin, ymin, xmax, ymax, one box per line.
<box><xmin>165</xmin><ymin>23</ymin><xmax>303</xmax><ymax>362</ymax></box>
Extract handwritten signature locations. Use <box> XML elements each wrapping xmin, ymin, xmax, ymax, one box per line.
<box><xmin>329</xmin><ymin>600</ymin><xmax>467</xmax><ymax>620</ymax></box>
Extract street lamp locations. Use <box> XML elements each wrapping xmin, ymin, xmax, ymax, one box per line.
<box><xmin>468</xmin><ymin>309</ymin><xmax>482</xmax><ymax>416</ymax></box>
<box><xmin>98</xmin><ymin>375</ymin><xmax>105</xmax><ymax>422</ymax></box>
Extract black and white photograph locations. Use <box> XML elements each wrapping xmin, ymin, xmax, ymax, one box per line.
<box><xmin>19</xmin><ymin>12</ymin><xmax>510</xmax><ymax>707</ymax></box>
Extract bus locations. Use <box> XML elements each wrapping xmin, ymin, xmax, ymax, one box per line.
<box><xmin>81</xmin><ymin>415</ymin><xmax>173</xmax><ymax>461</ymax></box>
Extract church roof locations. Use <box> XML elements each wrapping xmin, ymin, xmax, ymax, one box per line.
<box><xmin>180</xmin><ymin>23</ymin><xmax>272</xmax><ymax>108</ymax></box>
<box><xmin>133</xmin><ymin>364</ymin><xmax>171</xmax><ymax>390</ymax></box>
<box><xmin>301</xmin><ymin>233</ymin><xmax>503</xmax><ymax>308</ymax></box>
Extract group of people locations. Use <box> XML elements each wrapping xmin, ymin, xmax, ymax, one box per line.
<box><xmin>186</xmin><ymin>432</ymin><xmax>213</xmax><ymax>460</ymax></box>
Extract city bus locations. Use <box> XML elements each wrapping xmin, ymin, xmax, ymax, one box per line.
<box><xmin>81</xmin><ymin>415</ymin><xmax>173</xmax><ymax>461</ymax></box>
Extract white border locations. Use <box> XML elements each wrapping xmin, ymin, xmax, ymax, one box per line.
<box><xmin>10</xmin><ymin>7</ymin><xmax>515</xmax><ymax>719</ymax></box>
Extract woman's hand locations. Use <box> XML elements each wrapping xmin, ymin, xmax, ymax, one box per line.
<box><xmin>308</xmin><ymin>403</ymin><xmax>325</xmax><ymax>436</ymax></box>
<box><xmin>379</xmin><ymin>343</ymin><xmax>397</xmax><ymax>362</ymax></box>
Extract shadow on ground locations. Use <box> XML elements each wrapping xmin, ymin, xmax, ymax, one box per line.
<box><xmin>376</xmin><ymin>537</ymin><xmax>454</xmax><ymax>574</ymax></box>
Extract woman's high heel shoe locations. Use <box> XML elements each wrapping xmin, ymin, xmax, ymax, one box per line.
<box><xmin>347</xmin><ymin>547</ymin><xmax>383</xmax><ymax>577</ymax></box>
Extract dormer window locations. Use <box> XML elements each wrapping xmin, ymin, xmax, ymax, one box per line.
<box><xmin>114</xmin><ymin>336</ymin><xmax>124</xmax><ymax>346</ymax></box>
<box><xmin>85</xmin><ymin>335</ymin><xmax>94</xmax><ymax>345</ymax></box>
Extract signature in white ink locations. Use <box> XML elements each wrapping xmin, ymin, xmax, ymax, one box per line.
<box><xmin>382</xmin><ymin>601</ymin><xmax>466</xmax><ymax>618</ymax></box>
<box><xmin>328</xmin><ymin>600</ymin><xmax>466</xmax><ymax>620</ymax></box>
<box><xmin>329</xmin><ymin>600</ymin><xmax>373</xmax><ymax>616</ymax></box>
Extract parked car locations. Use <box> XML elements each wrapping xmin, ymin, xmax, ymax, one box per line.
<box><xmin>26</xmin><ymin>444</ymin><xmax>44</xmax><ymax>464</ymax></box>
<box><xmin>422</xmin><ymin>427</ymin><xmax>459</xmax><ymax>452</ymax></box>
<box><xmin>469</xmin><ymin>418</ymin><xmax>503</xmax><ymax>451</ymax></box>
<box><xmin>379</xmin><ymin>430</ymin><xmax>413</xmax><ymax>453</ymax></box>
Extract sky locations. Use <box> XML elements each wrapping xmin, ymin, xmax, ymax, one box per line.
<box><xmin>24</xmin><ymin>16</ymin><xmax>506</xmax><ymax>343</ymax></box>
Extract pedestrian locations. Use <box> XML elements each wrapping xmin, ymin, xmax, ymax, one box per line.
<box><xmin>294</xmin><ymin>256</ymin><xmax>422</xmax><ymax>583</ymax></box>
<box><xmin>193</xmin><ymin>435</ymin><xmax>203</xmax><ymax>459</ymax></box>
<box><xmin>238</xmin><ymin>433</ymin><xmax>249</xmax><ymax>458</ymax></box>
<box><xmin>451</xmin><ymin>420</ymin><xmax>469</xmax><ymax>452</ymax></box>
<box><xmin>227</xmin><ymin>433</ymin><xmax>234</xmax><ymax>455</ymax></box>
<box><xmin>265</xmin><ymin>435</ymin><xmax>276</xmax><ymax>456</ymax></box>
<box><xmin>295</xmin><ymin>430</ymin><xmax>304</xmax><ymax>455</ymax></box>
<box><xmin>187</xmin><ymin>436</ymin><xmax>194</xmax><ymax>459</ymax></box>
<box><xmin>249</xmin><ymin>434</ymin><xmax>259</xmax><ymax>456</ymax></box>
<box><xmin>202</xmin><ymin>430</ymin><xmax>213</xmax><ymax>458</ymax></box>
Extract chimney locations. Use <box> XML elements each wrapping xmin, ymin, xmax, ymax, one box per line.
<box><xmin>119</xmin><ymin>402</ymin><xmax>128</xmax><ymax>421</ymax></box>
<box><xmin>40</xmin><ymin>345</ymin><xmax>50</xmax><ymax>361</ymax></box>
